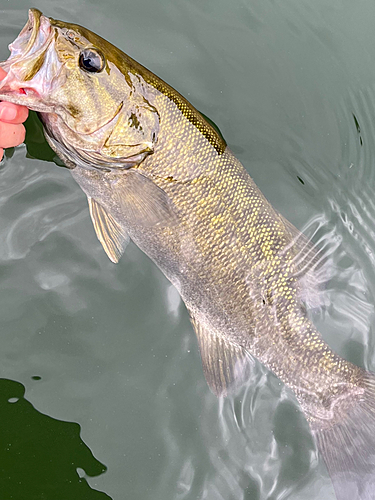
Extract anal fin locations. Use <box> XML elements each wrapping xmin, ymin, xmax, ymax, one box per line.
<box><xmin>189</xmin><ymin>311</ymin><xmax>253</xmax><ymax>397</ymax></box>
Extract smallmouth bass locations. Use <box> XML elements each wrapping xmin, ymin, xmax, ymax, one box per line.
<box><xmin>0</xmin><ymin>9</ymin><xmax>374</xmax><ymax>499</ymax></box>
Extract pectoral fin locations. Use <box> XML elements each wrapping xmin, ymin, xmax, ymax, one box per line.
<box><xmin>189</xmin><ymin>311</ymin><xmax>253</xmax><ymax>397</ymax></box>
<box><xmin>113</xmin><ymin>170</ymin><xmax>179</xmax><ymax>227</ymax></box>
<box><xmin>88</xmin><ymin>197</ymin><xmax>129</xmax><ymax>263</ymax></box>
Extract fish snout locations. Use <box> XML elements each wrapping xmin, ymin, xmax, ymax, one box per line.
<box><xmin>0</xmin><ymin>10</ymin><xmax>56</xmax><ymax>111</ymax></box>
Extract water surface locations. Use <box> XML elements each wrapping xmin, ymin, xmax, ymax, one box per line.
<box><xmin>1</xmin><ymin>1</ymin><xmax>375</xmax><ymax>499</ymax></box>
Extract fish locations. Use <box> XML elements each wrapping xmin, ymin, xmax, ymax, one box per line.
<box><xmin>0</xmin><ymin>9</ymin><xmax>375</xmax><ymax>500</ymax></box>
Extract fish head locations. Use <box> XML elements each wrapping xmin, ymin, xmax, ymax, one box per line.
<box><xmin>0</xmin><ymin>9</ymin><xmax>160</xmax><ymax>169</ymax></box>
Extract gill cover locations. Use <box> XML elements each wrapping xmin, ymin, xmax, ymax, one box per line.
<box><xmin>47</xmin><ymin>14</ymin><xmax>161</xmax><ymax>165</ymax></box>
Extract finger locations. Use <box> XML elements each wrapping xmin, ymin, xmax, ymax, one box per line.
<box><xmin>0</xmin><ymin>147</ymin><xmax>3</xmax><ymax>161</ymax></box>
<box><xmin>0</xmin><ymin>122</ymin><xmax>26</xmax><ymax>149</ymax></box>
<box><xmin>0</xmin><ymin>101</ymin><xmax>29</xmax><ymax>124</ymax></box>
<box><xmin>0</xmin><ymin>68</ymin><xmax>29</xmax><ymax>124</ymax></box>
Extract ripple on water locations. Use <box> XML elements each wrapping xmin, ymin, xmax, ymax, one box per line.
<box><xmin>2</xmin><ymin>2</ymin><xmax>375</xmax><ymax>500</ymax></box>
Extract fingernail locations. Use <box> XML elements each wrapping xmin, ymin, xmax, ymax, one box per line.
<box><xmin>0</xmin><ymin>107</ymin><xmax>17</xmax><ymax>121</ymax></box>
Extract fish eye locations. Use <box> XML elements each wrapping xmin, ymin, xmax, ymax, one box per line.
<box><xmin>79</xmin><ymin>48</ymin><xmax>105</xmax><ymax>73</ymax></box>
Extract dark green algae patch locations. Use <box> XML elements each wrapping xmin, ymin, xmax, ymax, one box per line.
<box><xmin>0</xmin><ymin>378</ymin><xmax>111</xmax><ymax>500</ymax></box>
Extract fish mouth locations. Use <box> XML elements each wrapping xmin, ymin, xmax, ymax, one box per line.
<box><xmin>0</xmin><ymin>9</ymin><xmax>54</xmax><ymax>110</ymax></box>
<box><xmin>10</xmin><ymin>8</ymin><xmax>43</xmax><ymax>60</ymax></box>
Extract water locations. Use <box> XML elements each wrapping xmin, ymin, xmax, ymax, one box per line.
<box><xmin>0</xmin><ymin>1</ymin><xmax>375</xmax><ymax>499</ymax></box>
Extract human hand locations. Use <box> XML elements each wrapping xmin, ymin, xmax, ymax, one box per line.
<box><xmin>0</xmin><ymin>67</ymin><xmax>29</xmax><ymax>160</ymax></box>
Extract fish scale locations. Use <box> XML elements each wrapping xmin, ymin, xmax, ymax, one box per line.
<box><xmin>136</xmin><ymin>102</ymin><xmax>363</xmax><ymax>421</ymax></box>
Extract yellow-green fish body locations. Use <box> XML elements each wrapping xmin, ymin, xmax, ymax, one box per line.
<box><xmin>0</xmin><ymin>10</ymin><xmax>374</xmax><ymax>500</ymax></box>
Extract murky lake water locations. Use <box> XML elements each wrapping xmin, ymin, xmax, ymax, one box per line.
<box><xmin>1</xmin><ymin>1</ymin><xmax>375</xmax><ymax>499</ymax></box>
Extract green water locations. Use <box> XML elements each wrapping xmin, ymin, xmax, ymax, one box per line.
<box><xmin>1</xmin><ymin>1</ymin><xmax>375</xmax><ymax>499</ymax></box>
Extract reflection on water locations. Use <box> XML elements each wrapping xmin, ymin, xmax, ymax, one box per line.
<box><xmin>0</xmin><ymin>378</ymin><xmax>111</xmax><ymax>499</ymax></box>
<box><xmin>1</xmin><ymin>1</ymin><xmax>375</xmax><ymax>500</ymax></box>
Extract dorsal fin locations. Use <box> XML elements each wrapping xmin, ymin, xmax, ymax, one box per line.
<box><xmin>279</xmin><ymin>213</ymin><xmax>329</xmax><ymax>309</ymax></box>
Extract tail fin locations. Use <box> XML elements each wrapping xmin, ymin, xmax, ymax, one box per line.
<box><xmin>313</xmin><ymin>372</ymin><xmax>375</xmax><ymax>500</ymax></box>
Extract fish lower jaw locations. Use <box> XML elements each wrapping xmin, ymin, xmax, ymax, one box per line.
<box><xmin>0</xmin><ymin>89</ymin><xmax>52</xmax><ymax>113</ymax></box>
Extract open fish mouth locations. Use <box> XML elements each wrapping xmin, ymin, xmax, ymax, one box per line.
<box><xmin>8</xmin><ymin>8</ymin><xmax>44</xmax><ymax>61</ymax></box>
<box><xmin>0</xmin><ymin>8</ymin><xmax>55</xmax><ymax>110</ymax></box>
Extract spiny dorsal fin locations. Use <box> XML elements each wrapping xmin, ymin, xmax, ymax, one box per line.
<box><xmin>88</xmin><ymin>197</ymin><xmax>129</xmax><ymax>263</ymax></box>
<box><xmin>189</xmin><ymin>311</ymin><xmax>253</xmax><ymax>397</ymax></box>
